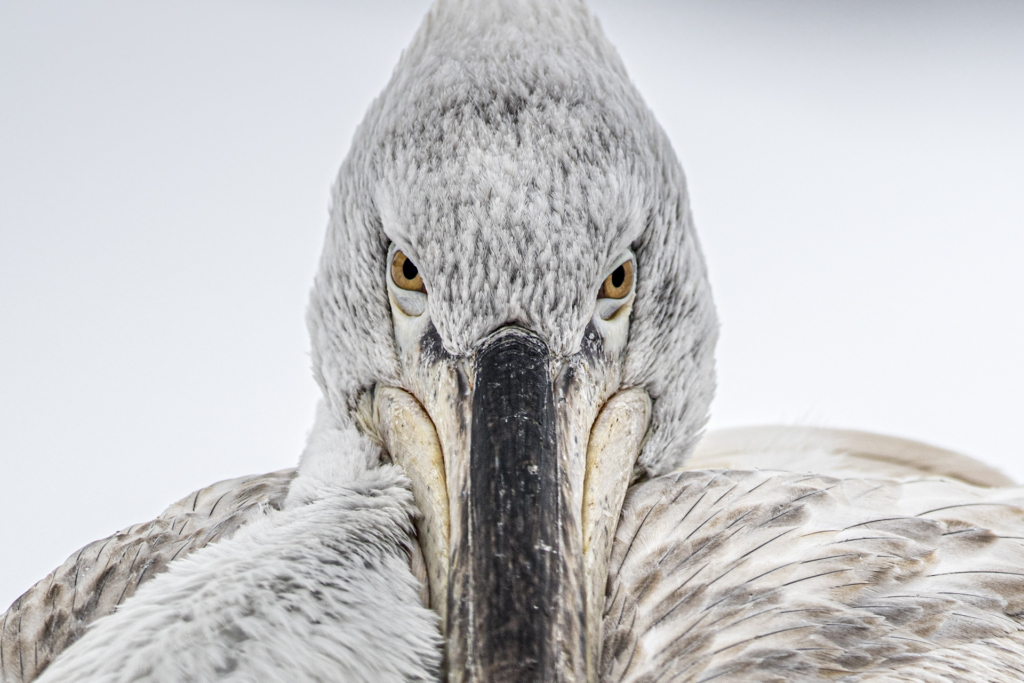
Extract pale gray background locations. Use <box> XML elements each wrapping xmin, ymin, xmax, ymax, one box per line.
<box><xmin>2</xmin><ymin>1</ymin><xmax>1022</xmax><ymax>610</ymax></box>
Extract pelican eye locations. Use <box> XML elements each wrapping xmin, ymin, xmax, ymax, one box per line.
<box><xmin>598</xmin><ymin>260</ymin><xmax>634</xmax><ymax>299</ymax></box>
<box><xmin>391</xmin><ymin>250</ymin><xmax>426</xmax><ymax>293</ymax></box>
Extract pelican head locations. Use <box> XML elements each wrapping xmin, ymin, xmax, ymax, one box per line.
<box><xmin>307</xmin><ymin>0</ymin><xmax>717</xmax><ymax>680</ymax></box>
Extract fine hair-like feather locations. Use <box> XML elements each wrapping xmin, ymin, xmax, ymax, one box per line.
<box><xmin>604</xmin><ymin>469</ymin><xmax>1024</xmax><ymax>682</ymax></box>
<box><xmin>1</xmin><ymin>471</ymin><xmax>295</xmax><ymax>683</ymax></box>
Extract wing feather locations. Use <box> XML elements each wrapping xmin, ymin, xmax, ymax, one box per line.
<box><xmin>603</xmin><ymin>469</ymin><xmax>1024</xmax><ymax>682</ymax></box>
<box><xmin>0</xmin><ymin>469</ymin><xmax>295</xmax><ymax>683</ymax></box>
<box><xmin>690</xmin><ymin>426</ymin><xmax>1014</xmax><ymax>487</ymax></box>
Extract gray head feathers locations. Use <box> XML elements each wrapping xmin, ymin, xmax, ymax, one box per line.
<box><xmin>308</xmin><ymin>0</ymin><xmax>718</xmax><ymax>474</ymax></box>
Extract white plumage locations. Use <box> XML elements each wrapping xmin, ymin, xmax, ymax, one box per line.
<box><xmin>8</xmin><ymin>429</ymin><xmax>1024</xmax><ymax>681</ymax></box>
<box><xmin>605</xmin><ymin>431</ymin><xmax>1024</xmax><ymax>681</ymax></box>
<box><xmin>25</xmin><ymin>469</ymin><xmax>440</xmax><ymax>683</ymax></box>
<box><xmin>4</xmin><ymin>1</ymin><xmax>1023</xmax><ymax>682</ymax></box>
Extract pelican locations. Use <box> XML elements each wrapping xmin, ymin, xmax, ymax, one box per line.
<box><xmin>5</xmin><ymin>1</ymin><xmax>1024</xmax><ymax>681</ymax></box>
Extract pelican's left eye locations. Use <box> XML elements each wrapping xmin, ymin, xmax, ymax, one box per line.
<box><xmin>594</xmin><ymin>252</ymin><xmax>636</xmax><ymax>340</ymax></box>
<box><xmin>598</xmin><ymin>260</ymin><xmax>634</xmax><ymax>299</ymax></box>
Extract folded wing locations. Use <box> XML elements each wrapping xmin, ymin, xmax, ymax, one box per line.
<box><xmin>603</xmin><ymin>429</ymin><xmax>1024</xmax><ymax>682</ymax></box>
<box><xmin>0</xmin><ymin>470</ymin><xmax>295</xmax><ymax>683</ymax></box>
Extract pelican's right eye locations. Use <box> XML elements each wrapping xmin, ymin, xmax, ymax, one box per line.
<box><xmin>391</xmin><ymin>251</ymin><xmax>426</xmax><ymax>293</ymax></box>
<box><xmin>387</xmin><ymin>246</ymin><xmax>428</xmax><ymax>319</ymax></box>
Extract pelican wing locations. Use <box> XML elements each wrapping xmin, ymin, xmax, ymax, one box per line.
<box><xmin>603</xmin><ymin>468</ymin><xmax>1024</xmax><ymax>682</ymax></box>
<box><xmin>690</xmin><ymin>425</ymin><xmax>1013</xmax><ymax>487</ymax></box>
<box><xmin>0</xmin><ymin>469</ymin><xmax>296</xmax><ymax>683</ymax></box>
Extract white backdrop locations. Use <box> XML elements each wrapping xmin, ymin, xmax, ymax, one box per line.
<box><xmin>2</xmin><ymin>0</ymin><xmax>1022</xmax><ymax>610</ymax></box>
